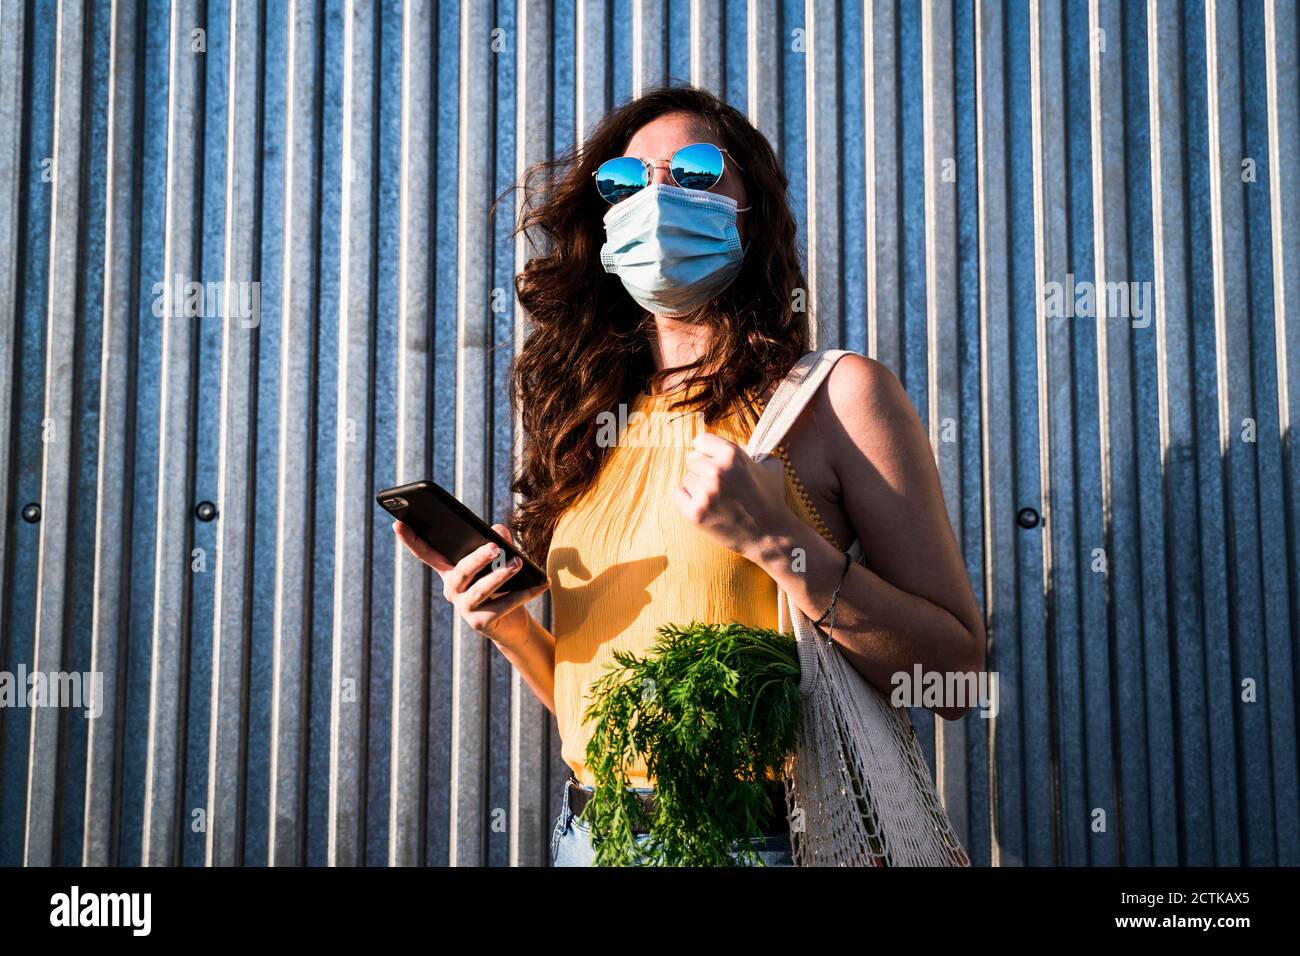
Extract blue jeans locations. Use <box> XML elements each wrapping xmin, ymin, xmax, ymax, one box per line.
<box><xmin>549</xmin><ymin>777</ymin><xmax>794</xmax><ymax>867</ymax></box>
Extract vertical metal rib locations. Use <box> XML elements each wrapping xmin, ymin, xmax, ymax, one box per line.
<box><xmin>207</xmin><ymin>0</ymin><xmax>262</xmax><ymax>868</ymax></box>
<box><xmin>451</xmin><ymin>0</ymin><xmax>493</xmax><ymax>867</ymax></box>
<box><xmin>1123</xmin><ymin>0</ymin><xmax>1179</xmax><ymax>866</ymax></box>
<box><xmin>142</xmin><ymin>0</ymin><xmax>202</xmax><ymax>868</ymax></box>
<box><xmin>329</xmin><ymin>0</ymin><xmax>376</xmax><ymax>867</ymax></box>
<box><xmin>26</xmin><ymin>0</ymin><xmax>87</xmax><ymax>867</ymax></box>
<box><xmin>269</xmin><ymin>0</ymin><xmax>321</xmax><ymax>868</ymax></box>
<box><xmin>389</xmin><ymin>0</ymin><xmax>433</xmax><ymax>868</ymax></box>
<box><xmin>0</xmin><ymin>0</ymin><xmax>25</xmax><ymax>707</ymax></box>
<box><xmin>746</xmin><ymin>0</ymin><xmax>780</xmax><ymax>155</ymax></box>
<box><xmin>633</xmin><ymin>0</ymin><xmax>666</xmax><ymax>96</ymax></box>
<box><xmin>1030</xmin><ymin>0</ymin><xmax>1085</xmax><ymax>865</ymax></box>
<box><xmin>1264</xmin><ymin>0</ymin><xmax>1300</xmax><ymax>867</ymax></box>
<box><xmin>805</xmin><ymin>0</ymin><xmax>840</xmax><ymax>348</ymax></box>
<box><xmin>920</xmin><ymin>0</ymin><xmax>967</xmax><ymax>848</ymax></box>
<box><xmin>512</xmin><ymin>0</ymin><xmax>555</xmax><ymax>868</ymax></box>
<box><xmin>975</xmin><ymin>0</ymin><xmax>1021</xmax><ymax>868</ymax></box>
<box><xmin>1148</xmin><ymin>0</ymin><xmax>1210</xmax><ymax>866</ymax></box>
<box><xmin>1205</xmin><ymin>0</ymin><xmax>1273</xmax><ymax>864</ymax></box>
<box><xmin>84</xmin><ymin>0</ymin><xmax>139</xmax><ymax>868</ymax></box>
<box><xmin>864</xmin><ymin>0</ymin><xmax>900</xmax><ymax>370</ymax></box>
<box><xmin>1086</xmin><ymin>0</ymin><xmax>1133</xmax><ymax>867</ymax></box>
<box><xmin>576</xmin><ymin>1</ymin><xmax>610</xmax><ymax>145</ymax></box>
<box><xmin>691</xmin><ymin>0</ymin><xmax>723</xmax><ymax>96</ymax></box>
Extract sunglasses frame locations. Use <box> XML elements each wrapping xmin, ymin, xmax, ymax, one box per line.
<box><xmin>592</xmin><ymin>142</ymin><xmax>745</xmax><ymax>204</ymax></box>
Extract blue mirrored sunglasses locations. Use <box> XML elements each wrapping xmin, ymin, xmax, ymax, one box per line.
<box><xmin>592</xmin><ymin>142</ymin><xmax>745</xmax><ymax>204</ymax></box>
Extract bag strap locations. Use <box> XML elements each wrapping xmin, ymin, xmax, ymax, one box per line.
<box><xmin>747</xmin><ymin>348</ymin><xmax>863</xmax><ymax>564</ymax></box>
<box><xmin>745</xmin><ymin>348</ymin><xmax>852</xmax><ymax>461</ymax></box>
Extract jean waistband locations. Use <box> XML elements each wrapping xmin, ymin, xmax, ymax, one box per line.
<box><xmin>560</xmin><ymin>774</ymin><xmax>790</xmax><ymax>837</ymax></box>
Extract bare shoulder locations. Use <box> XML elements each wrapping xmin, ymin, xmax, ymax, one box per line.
<box><xmin>820</xmin><ymin>353</ymin><xmax>915</xmax><ymax>447</ymax></box>
<box><xmin>822</xmin><ymin>353</ymin><xmax>907</xmax><ymax>417</ymax></box>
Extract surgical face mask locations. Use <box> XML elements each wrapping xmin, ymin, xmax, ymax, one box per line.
<box><xmin>599</xmin><ymin>182</ymin><xmax>752</xmax><ymax>318</ymax></box>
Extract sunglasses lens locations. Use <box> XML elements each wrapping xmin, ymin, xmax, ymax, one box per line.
<box><xmin>670</xmin><ymin>143</ymin><xmax>724</xmax><ymax>191</ymax></box>
<box><xmin>595</xmin><ymin>157</ymin><xmax>647</xmax><ymax>204</ymax></box>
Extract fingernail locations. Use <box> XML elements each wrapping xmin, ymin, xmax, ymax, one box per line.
<box><xmin>509</xmin><ymin>556</ymin><xmax>522</xmax><ymax>569</ymax></box>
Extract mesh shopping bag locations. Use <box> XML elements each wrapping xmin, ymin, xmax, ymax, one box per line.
<box><xmin>746</xmin><ymin>348</ymin><xmax>971</xmax><ymax>867</ymax></box>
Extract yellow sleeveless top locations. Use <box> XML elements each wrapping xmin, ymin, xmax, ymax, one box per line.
<box><xmin>547</xmin><ymin>380</ymin><xmax>838</xmax><ymax>787</ymax></box>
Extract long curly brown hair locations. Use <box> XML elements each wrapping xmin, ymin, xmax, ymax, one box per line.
<box><xmin>503</xmin><ymin>85</ymin><xmax>809</xmax><ymax>561</ymax></box>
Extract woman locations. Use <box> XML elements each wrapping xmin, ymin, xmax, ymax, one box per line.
<box><xmin>394</xmin><ymin>86</ymin><xmax>985</xmax><ymax>866</ymax></box>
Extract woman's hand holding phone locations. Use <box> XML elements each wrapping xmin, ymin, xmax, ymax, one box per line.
<box><xmin>393</xmin><ymin>520</ymin><xmax>550</xmax><ymax>647</ymax></box>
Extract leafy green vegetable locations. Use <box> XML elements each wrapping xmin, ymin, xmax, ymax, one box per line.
<box><xmin>579</xmin><ymin>620</ymin><xmax>803</xmax><ymax>866</ymax></box>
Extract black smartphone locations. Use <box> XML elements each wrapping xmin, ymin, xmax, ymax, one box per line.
<box><xmin>377</xmin><ymin>480</ymin><xmax>548</xmax><ymax>593</ymax></box>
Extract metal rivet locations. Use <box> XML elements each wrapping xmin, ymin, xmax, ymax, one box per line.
<box><xmin>1016</xmin><ymin>507</ymin><xmax>1040</xmax><ymax>529</ymax></box>
<box><xmin>22</xmin><ymin>503</ymin><xmax>41</xmax><ymax>523</ymax></box>
<box><xmin>195</xmin><ymin>501</ymin><xmax>218</xmax><ymax>522</ymax></box>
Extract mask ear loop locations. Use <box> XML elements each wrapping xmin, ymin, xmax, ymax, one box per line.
<box><xmin>736</xmin><ymin>205</ymin><xmax>751</xmax><ymax>255</ymax></box>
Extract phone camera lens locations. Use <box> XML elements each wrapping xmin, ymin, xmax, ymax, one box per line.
<box><xmin>384</xmin><ymin>497</ymin><xmax>407</xmax><ymax>510</ymax></box>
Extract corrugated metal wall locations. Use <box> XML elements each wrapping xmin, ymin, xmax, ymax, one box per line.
<box><xmin>0</xmin><ymin>0</ymin><xmax>1296</xmax><ymax>867</ymax></box>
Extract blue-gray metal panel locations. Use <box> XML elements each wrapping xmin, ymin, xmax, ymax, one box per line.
<box><xmin>306</xmin><ymin>0</ymin><xmax>344</xmax><ymax>868</ymax></box>
<box><xmin>1149</xmin><ymin>0</ymin><xmax>1213</xmax><ymax>866</ymax></box>
<box><xmin>837</xmin><ymin>0</ymin><xmax>865</xmax><ymax>358</ymax></box>
<box><xmin>84</xmin><ymin>0</ymin><xmax>140</xmax><ymax>869</ymax></box>
<box><xmin>1121</xmin><ymin>0</ymin><xmax>1178</xmax><ymax>867</ymax></box>
<box><xmin>805</xmin><ymin>0</ymin><xmax>839</xmax><ymax>348</ymax></box>
<box><xmin>668</xmin><ymin>0</ymin><xmax>691</xmax><ymax>84</ymax></box>
<box><xmin>1263</xmin><ymin>0</ymin><xmax>1300</xmax><ymax>868</ymax></box>
<box><xmin>266</xmin><ymin>0</ymin><xmax>319</xmax><ymax>869</ymax></box>
<box><xmin>1002</xmin><ymin>0</ymin><xmax>1050</xmax><ymax>867</ymax></box>
<box><xmin>1184</xmin><ymin>1</ymin><xmax>1241</xmax><ymax>865</ymax></box>
<box><xmin>186</xmin><ymin>0</ymin><xmax>230</xmax><ymax>868</ymax></box>
<box><xmin>60</xmin><ymin>0</ymin><xmax>112</xmax><ymax>867</ymax></box>
<box><xmin>1059</xmin><ymin>0</ymin><xmax>1112</xmax><ymax>870</ymax></box>
<box><xmin>746</xmin><ymin>0</ymin><xmax>781</xmax><ymax>156</ymax></box>
<box><xmin>423</xmin><ymin>0</ymin><xmax>461</xmax><ymax>870</ymax></box>
<box><xmin>244</xmin><ymin>0</ymin><xmax>289</xmax><ymax>870</ymax></box>
<box><xmin>613</xmin><ymin>0</ymin><xmax>632</xmax><ymax>100</ymax></box>
<box><xmin>577</xmin><ymin>2</ymin><xmax>610</xmax><ymax>143</ymax></box>
<box><xmin>514</xmin><ymin>0</ymin><xmax>557</xmax><ymax>868</ymax></box>
<box><xmin>1243</xmin><ymin>0</ymin><xmax>1300</xmax><ymax>865</ymax></box>
<box><xmin>782</xmin><ymin>0</ymin><xmax>806</xmax><ymax>263</ymax></box>
<box><xmin>451</xmin><ymin>0</ymin><xmax>494</xmax><ymax>867</ymax></box>
<box><xmin>143</xmin><ymin>0</ymin><xmax>204</xmax><ymax>867</ymax></box>
<box><xmin>0</xmin><ymin>0</ymin><xmax>28</xmax><ymax>870</ymax></box>
<box><xmin>863</xmin><ymin>0</ymin><xmax>900</xmax><ymax>371</ymax></box>
<box><xmin>692</xmin><ymin>0</ymin><xmax>723</xmax><ymax>96</ymax></box>
<box><xmin>484</xmin><ymin>0</ymin><xmax>518</xmax><ymax>869</ymax></box>
<box><xmin>364</xmin><ymin>0</ymin><xmax>402</xmax><ymax>869</ymax></box>
<box><xmin>723</xmin><ymin>0</ymin><xmax>746</xmax><ymax>106</ymax></box>
<box><xmin>976</xmin><ymin>0</ymin><xmax>1024</xmax><ymax>868</ymax></box>
<box><xmin>921</xmin><ymin>0</ymin><xmax>968</xmax><ymax>849</ymax></box>
<box><xmin>27</xmin><ymin>0</ymin><xmax>88</xmax><ymax>867</ymax></box>
<box><xmin>328</xmin><ymin>0</ymin><xmax>377</xmax><ymax>867</ymax></box>
<box><xmin>119</xmin><ymin>0</ymin><xmax>171</xmax><ymax>868</ymax></box>
<box><xmin>897</xmin><ymin>0</ymin><xmax>935</xmax><ymax>770</ymax></box>
<box><xmin>634</xmin><ymin>0</ymin><xmax>668</xmax><ymax>95</ymax></box>
<box><xmin>489</xmin><ymin>0</ymin><xmax>520</xmax><ymax>869</ymax></box>
<box><xmin>953</xmin><ymin>0</ymin><xmax>990</xmax><ymax>867</ymax></box>
<box><xmin>207</xmin><ymin>0</ymin><xmax>262</xmax><ymax>868</ymax></box>
<box><xmin>1205</xmin><ymin>0</ymin><xmax>1273</xmax><ymax>864</ymax></box>
<box><xmin>387</xmin><ymin>0</ymin><xmax>435</xmax><ymax>869</ymax></box>
<box><xmin>1090</xmin><ymin>0</ymin><xmax>1140</xmax><ymax>869</ymax></box>
<box><xmin>1032</xmin><ymin>0</ymin><xmax>1089</xmax><ymax>866</ymax></box>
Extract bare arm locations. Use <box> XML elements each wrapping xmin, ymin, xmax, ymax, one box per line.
<box><xmin>747</xmin><ymin>355</ymin><xmax>986</xmax><ymax>719</ymax></box>
<box><xmin>393</xmin><ymin>520</ymin><xmax>557</xmax><ymax>716</ymax></box>
<box><xmin>487</xmin><ymin>606</ymin><xmax>558</xmax><ymax>717</ymax></box>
